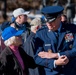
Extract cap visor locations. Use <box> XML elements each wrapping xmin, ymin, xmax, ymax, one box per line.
<box><xmin>23</xmin><ymin>11</ymin><xmax>29</xmax><ymax>15</ymax></box>
<box><xmin>47</xmin><ymin>18</ymin><xmax>56</xmax><ymax>23</ymax></box>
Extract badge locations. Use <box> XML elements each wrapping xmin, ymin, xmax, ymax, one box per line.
<box><xmin>65</xmin><ymin>33</ymin><xmax>74</xmax><ymax>42</ymax></box>
<box><xmin>69</xmin><ymin>44</ymin><xmax>73</xmax><ymax>49</ymax></box>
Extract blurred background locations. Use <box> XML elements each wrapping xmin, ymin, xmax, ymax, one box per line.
<box><xmin>0</xmin><ymin>0</ymin><xmax>76</xmax><ymax>24</ymax></box>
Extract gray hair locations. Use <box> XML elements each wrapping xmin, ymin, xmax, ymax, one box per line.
<box><xmin>4</xmin><ymin>36</ymin><xmax>16</xmax><ymax>46</ymax></box>
<box><xmin>30</xmin><ymin>18</ymin><xmax>42</xmax><ymax>31</ymax></box>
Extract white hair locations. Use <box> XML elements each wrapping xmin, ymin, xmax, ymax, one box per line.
<box><xmin>4</xmin><ymin>36</ymin><xmax>16</xmax><ymax>46</ymax></box>
<box><xmin>31</xmin><ymin>25</ymin><xmax>38</xmax><ymax>31</ymax></box>
<box><xmin>30</xmin><ymin>18</ymin><xmax>42</xmax><ymax>31</ymax></box>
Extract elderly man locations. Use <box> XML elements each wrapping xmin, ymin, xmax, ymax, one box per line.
<box><xmin>34</xmin><ymin>6</ymin><xmax>76</xmax><ymax>75</ymax></box>
<box><xmin>23</xmin><ymin>18</ymin><xmax>42</xmax><ymax>75</ymax></box>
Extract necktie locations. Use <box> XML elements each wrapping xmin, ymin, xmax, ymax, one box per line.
<box><xmin>55</xmin><ymin>30</ymin><xmax>59</xmax><ymax>41</ymax></box>
<box><xmin>54</xmin><ymin>30</ymin><xmax>59</xmax><ymax>48</ymax></box>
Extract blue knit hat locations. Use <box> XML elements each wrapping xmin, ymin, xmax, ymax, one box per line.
<box><xmin>2</xmin><ymin>27</ymin><xmax>24</xmax><ymax>41</ymax></box>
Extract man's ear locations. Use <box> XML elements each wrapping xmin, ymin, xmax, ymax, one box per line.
<box><xmin>19</xmin><ymin>15</ymin><xmax>21</xmax><ymax>19</ymax></box>
<box><xmin>36</xmin><ymin>26</ymin><xmax>40</xmax><ymax>29</ymax></box>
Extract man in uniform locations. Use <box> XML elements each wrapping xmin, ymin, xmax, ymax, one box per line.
<box><xmin>34</xmin><ymin>6</ymin><xmax>76</xmax><ymax>75</ymax></box>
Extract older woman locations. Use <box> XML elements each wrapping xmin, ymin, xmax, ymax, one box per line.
<box><xmin>0</xmin><ymin>27</ymin><xmax>36</xmax><ymax>75</ymax></box>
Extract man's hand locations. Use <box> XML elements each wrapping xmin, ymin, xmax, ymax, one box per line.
<box><xmin>38</xmin><ymin>51</ymin><xmax>59</xmax><ymax>59</ymax></box>
<box><xmin>55</xmin><ymin>55</ymin><xmax>69</xmax><ymax>66</ymax></box>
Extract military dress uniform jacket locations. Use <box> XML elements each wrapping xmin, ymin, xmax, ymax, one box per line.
<box><xmin>34</xmin><ymin>23</ymin><xmax>76</xmax><ymax>75</ymax></box>
<box><xmin>0</xmin><ymin>46</ymin><xmax>36</xmax><ymax>75</ymax></box>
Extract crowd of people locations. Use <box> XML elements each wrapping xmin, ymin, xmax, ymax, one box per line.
<box><xmin>0</xmin><ymin>5</ymin><xmax>76</xmax><ymax>75</ymax></box>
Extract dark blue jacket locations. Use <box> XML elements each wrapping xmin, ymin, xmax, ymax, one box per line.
<box><xmin>34</xmin><ymin>22</ymin><xmax>76</xmax><ymax>75</ymax></box>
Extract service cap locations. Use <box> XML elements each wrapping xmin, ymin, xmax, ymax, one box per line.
<box><xmin>41</xmin><ymin>6</ymin><xmax>64</xmax><ymax>22</ymax></box>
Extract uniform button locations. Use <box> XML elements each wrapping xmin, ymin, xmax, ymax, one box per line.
<box><xmin>69</xmin><ymin>44</ymin><xmax>72</xmax><ymax>49</ymax></box>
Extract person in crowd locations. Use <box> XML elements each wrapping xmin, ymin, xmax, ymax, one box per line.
<box><xmin>61</xmin><ymin>14</ymin><xmax>67</xmax><ymax>23</ymax></box>
<box><xmin>34</xmin><ymin>6</ymin><xmax>76</xmax><ymax>75</ymax></box>
<box><xmin>65</xmin><ymin>0</ymin><xmax>75</xmax><ymax>23</ymax></box>
<box><xmin>61</xmin><ymin>14</ymin><xmax>76</xmax><ymax>26</ymax></box>
<box><xmin>23</xmin><ymin>18</ymin><xmax>42</xmax><ymax>75</ymax></box>
<box><xmin>0</xmin><ymin>26</ymin><xmax>36</xmax><ymax>75</ymax></box>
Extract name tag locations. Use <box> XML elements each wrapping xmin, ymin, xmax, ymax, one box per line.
<box><xmin>45</xmin><ymin>44</ymin><xmax>51</xmax><ymax>46</ymax></box>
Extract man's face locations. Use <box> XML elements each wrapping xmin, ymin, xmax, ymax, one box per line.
<box><xmin>61</xmin><ymin>15</ymin><xmax>67</xmax><ymax>23</ymax></box>
<box><xmin>19</xmin><ymin>15</ymin><xmax>27</xmax><ymax>24</ymax></box>
<box><xmin>46</xmin><ymin>16</ymin><xmax>61</xmax><ymax>31</ymax></box>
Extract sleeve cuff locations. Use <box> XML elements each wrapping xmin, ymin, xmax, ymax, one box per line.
<box><xmin>54</xmin><ymin>60</ymin><xmax>57</xmax><ymax>68</ymax></box>
<box><xmin>58</xmin><ymin>53</ymin><xmax>60</xmax><ymax>57</ymax></box>
<box><xmin>54</xmin><ymin>53</ymin><xmax>60</xmax><ymax>68</ymax></box>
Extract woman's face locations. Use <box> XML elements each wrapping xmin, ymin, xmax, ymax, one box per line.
<box><xmin>13</xmin><ymin>36</ymin><xmax>22</xmax><ymax>46</ymax></box>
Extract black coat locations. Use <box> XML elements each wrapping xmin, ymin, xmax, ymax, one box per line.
<box><xmin>0</xmin><ymin>46</ymin><xmax>36</xmax><ymax>75</ymax></box>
